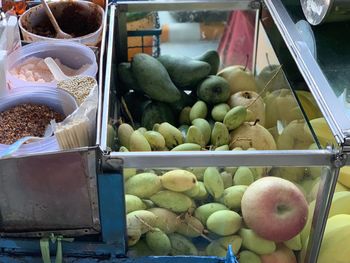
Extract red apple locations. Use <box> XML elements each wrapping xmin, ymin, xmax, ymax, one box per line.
<box><xmin>241</xmin><ymin>176</ymin><xmax>308</xmax><ymax>242</ymax></box>
<box><xmin>260</xmin><ymin>244</ymin><xmax>297</xmax><ymax>263</ymax></box>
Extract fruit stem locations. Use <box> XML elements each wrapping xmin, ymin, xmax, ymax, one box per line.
<box><xmin>229</xmin><ymin>137</ymin><xmax>252</xmax><ymax>149</ymax></box>
<box><xmin>187</xmin><ymin>220</ymin><xmax>213</xmax><ymax>243</ymax></box>
<box><xmin>121</xmin><ymin>96</ymin><xmax>135</xmax><ymax>128</ymax></box>
<box><xmin>134</xmin><ymin>215</ymin><xmax>156</xmax><ymax>232</ymax></box>
<box><xmin>266</xmin><ymin>53</ymin><xmax>273</xmax><ymax>71</ymax></box>
<box><xmin>244</xmin><ymin>54</ymin><xmax>249</xmax><ymax>71</ymax></box>
<box><xmin>246</xmin><ymin>65</ymin><xmax>283</xmax><ymax>109</ymax></box>
<box><xmin>252</xmin><ymin>119</ymin><xmax>260</xmax><ymax>126</ymax></box>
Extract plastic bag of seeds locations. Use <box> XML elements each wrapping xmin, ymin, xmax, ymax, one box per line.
<box><xmin>51</xmin><ymin>81</ymin><xmax>98</xmax><ymax>150</ymax></box>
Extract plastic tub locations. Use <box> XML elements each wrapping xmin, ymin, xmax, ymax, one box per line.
<box><xmin>6</xmin><ymin>41</ymin><xmax>98</xmax><ymax>89</ymax></box>
<box><xmin>18</xmin><ymin>0</ymin><xmax>104</xmax><ymax>47</ymax></box>
<box><xmin>0</xmin><ymin>86</ymin><xmax>78</xmax><ymax>157</ymax></box>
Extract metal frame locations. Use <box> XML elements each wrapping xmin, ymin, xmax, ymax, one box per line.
<box><xmin>98</xmin><ymin>1</ymin><xmax>344</xmax><ymax>263</ymax></box>
<box><xmin>0</xmin><ymin>1</ymin><xmax>347</xmax><ymax>263</ymax></box>
<box><xmin>263</xmin><ymin>0</ymin><xmax>350</xmax><ymax>147</ymax></box>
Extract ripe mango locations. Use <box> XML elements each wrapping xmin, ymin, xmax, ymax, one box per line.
<box><xmin>171</xmin><ymin>143</ymin><xmax>202</xmax><ymax>151</ymax></box>
<box><xmin>204</xmin><ymin>167</ymin><xmax>224</xmax><ymax>199</ymax></box>
<box><xmin>158</xmin><ymin>122</ymin><xmax>184</xmax><ymax>149</ymax></box>
<box><xmin>148</xmin><ymin>207</ymin><xmax>179</xmax><ymax>234</ymax></box>
<box><xmin>186</xmin><ymin>126</ymin><xmax>205</xmax><ymax>147</ymax></box>
<box><xmin>144</xmin><ymin>131</ymin><xmax>166</xmax><ymax>151</ymax></box>
<box><xmin>125</xmin><ymin>172</ymin><xmax>161</xmax><ymax>198</ymax></box>
<box><xmin>176</xmin><ymin>215</ymin><xmax>204</xmax><ymax>238</ymax></box>
<box><xmin>127</xmin><ymin>210</ymin><xmax>157</xmax><ymax>234</ymax></box>
<box><xmin>146</xmin><ymin>228</ymin><xmax>171</xmax><ymax>255</ymax></box>
<box><xmin>189</xmin><ymin>101</ymin><xmax>208</xmax><ymax>121</ymax></box>
<box><xmin>150</xmin><ymin>190</ymin><xmax>193</xmax><ymax>213</ymax></box>
<box><xmin>239</xmin><ymin>250</ymin><xmax>262</xmax><ymax>263</ymax></box>
<box><xmin>239</xmin><ymin>228</ymin><xmax>276</xmax><ymax>255</ymax></box>
<box><xmin>194</xmin><ymin>203</ymin><xmax>229</xmax><ymax>225</ymax></box>
<box><xmin>193</xmin><ymin>181</ymin><xmax>208</xmax><ymax>200</ymax></box>
<box><xmin>206</xmin><ymin>210</ymin><xmax>242</xmax><ymax>236</ymax></box>
<box><xmin>192</xmin><ymin>118</ymin><xmax>211</xmax><ymax>145</ymax></box>
<box><xmin>211</xmin><ymin>122</ymin><xmax>230</xmax><ymax>147</ymax></box>
<box><xmin>125</xmin><ymin>194</ymin><xmax>146</xmax><ymax>213</ymax></box>
<box><xmin>168</xmin><ymin>233</ymin><xmax>198</xmax><ymax>255</ymax></box>
<box><xmin>179</xmin><ymin>106</ymin><xmax>191</xmax><ymax>125</ymax></box>
<box><xmin>222</xmin><ymin>185</ymin><xmax>248</xmax><ymax>210</ymax></box>
<box><xmin>161</xmin><ymin>169</ymin><xmax>197</xmax><ymax>192</ymax></box>
<box><xmin>129</xmin><ymin>130</ymin><xmax>152</xmax><ymax>151</ymax></box>
<box><xmin>118</xmin><ymin>123</ymin><xmax>134</xmax><ymax>149</ymax></box>
<box><xmin>233</xmin><ymin>167</ymin><xmax>254</xmax><ymax>186</ymax></box>
<box><xmin>211</xmin><ymin>103</ymin><xmax>230</xmax><ymax>122</ymax></box>
<box><xmin>223</xmin><ymin>105</ymin><xmax>247</xmax><ymax>130</ymax></box>
<box><xmin>206</xmin><ymin>235</ymin><xmax>242</xmax><ymax>256</ymax></box>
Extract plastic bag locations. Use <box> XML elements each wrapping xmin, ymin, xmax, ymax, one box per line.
<box><xmin>0</xmin><ymin>15</ymin><xmax>21</xmax><ymax>96</ymax></box>
<box><xmin>0</xmin><ymin>86</ymin><xmax>78</xmax><ymax>158</ymax></box>
<box><xmin>51</xmin><ymin>80</ymin><xmax>98</xmax><ymax>150</ymax></box>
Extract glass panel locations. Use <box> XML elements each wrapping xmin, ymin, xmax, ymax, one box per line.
<box><xmin>259</xmin><ymin>12</ymin><xmax>337</xmax><ymax>149</ymax></box>
<box><xmin>275</xmin><ymin>1</ymin><xmax>350</xmax><ymax>132</ymax></box>
<box><xmin>107</xmin><ymin>7</ymin><xmax>321</xmax><ymax>152</ymax></box>
<box><xmin>123</xmin><ymin>164</ymin><xmax>326</xmax><ymax>261</ymax></box>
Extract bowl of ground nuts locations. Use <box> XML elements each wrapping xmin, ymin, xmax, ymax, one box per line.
<box><xmin>0</xmin><ymin>86</ymin><xmax>78</xmax><ymax>155</ymax></box>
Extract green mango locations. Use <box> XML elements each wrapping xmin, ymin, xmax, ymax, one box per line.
<box><xmin>132</xmin><ymin>53</ymin><xmax>181</xmax><ymax>103</ymax></box>
<box><xmin>158</xmin><ymin>54</ymin><xmax>211</xmax><ymax>89</ymax></box>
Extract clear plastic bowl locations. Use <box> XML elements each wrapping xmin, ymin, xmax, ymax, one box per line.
<box><xmin>0</xmin><ymin>86</ymin><xmax>78</xmax><ymax>156</ymax></box>
<box><xmin>18</xmin><ymin>0</ymin><xmax>104</xmax><ymax>47</ymax></box>
<box><xmin>6</xmin><ymin>41</ymin><xmax>98</xmax><ymax>89</ymax></box>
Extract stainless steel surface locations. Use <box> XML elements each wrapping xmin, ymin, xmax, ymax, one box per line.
<box><xmin>96</xmin><ymin>1</ymin><xmax>110</xmax><ymax>147</ymax></box>
<box><xmin>109</xmin><ymin>149</ymin><xmax>334</xmax><ymax>168</ymax></box>
<box><xmin>252</xmin><ymin>7</ymin><xmax>261</xmax><ymax>76</ymax></box>
<box><xmin>0</xmin><ymin>148</ymin><xmax>100</xmax><ymax>237</ymax></box>
<box><xmin>304</xmin><ymin>162</ymin><xmax>340</xmax><ymax>263</ymax></box>
<box><xmin>301</xmin><ymin>0</ymin><xmax>350</xmax><ymax>25</ymax></box>
<box><xmin>265</xmin><ymin>0</ymin><xmax>350</xmax><ymax>147</ymax></box>
<box><xmin>100</xmin><ymin>4</ymin><xmax>117</xmax><ymax>152</ymax></box>
<box><xmin>117</xmin><ymin>0</ymin><xmax>258</xmax><ymax>12</ymax></box>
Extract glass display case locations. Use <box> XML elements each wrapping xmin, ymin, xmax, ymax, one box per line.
<box><xmin>1</xmin><ymin>1</ymin><xmax>349</xmax><ymax>263</ymax></box>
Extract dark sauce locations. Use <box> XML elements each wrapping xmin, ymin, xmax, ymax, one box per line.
<box><xmin>25</xmin><ymin>1</ymin><xmax>102</xmax><ymax>38</ymax></box>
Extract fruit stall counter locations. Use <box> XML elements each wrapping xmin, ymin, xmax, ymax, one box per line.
<box><xmin>1</xmin><ymin>0</ymin><xmax>349</xmax><ymax>263</ymax></box>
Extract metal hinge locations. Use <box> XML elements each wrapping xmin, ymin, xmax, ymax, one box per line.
<box><xmin>333</xmin><ymin>152</ymin><xmax>348</xmax><ymax>168</ymax></box>
<box><xmin>250</xmin><ymin>0</ymin><xmax>262</xmax><ymax>9</ymax></box>
<box><xmin>101</xmin><ymin>154</ymin><xmax>124</xmax><ymax>172</ymax></box>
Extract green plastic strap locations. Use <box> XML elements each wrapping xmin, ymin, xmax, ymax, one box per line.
<box><xmin>40</xmin><ymin>238</ymin><xmax>51</xmax><ymax>263</ymax></box>
<box><xmin>40</xmin><ymin>234</ymin><xmax>74</xmax><ymax>263</ymax></box>
<box><xmin>54</xmin><ymin>235</ymin><xmax>74</xmax><ymax>263</ymax></box>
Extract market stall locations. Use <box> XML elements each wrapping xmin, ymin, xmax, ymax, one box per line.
<box><xmin>0</xmin><ymin>0</ymin><xmax>348</xmax><ymax>263</ymax></box>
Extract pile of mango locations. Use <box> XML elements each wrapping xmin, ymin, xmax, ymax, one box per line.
<box><xmin>111</xmin><ymin>49</ymin><xmax>324</xmax><ymax>153</ymax></box>
<box><xmin>125</xmin><ymin>167</ymin><xmax>270</xmax><ymax>260</ymax></box>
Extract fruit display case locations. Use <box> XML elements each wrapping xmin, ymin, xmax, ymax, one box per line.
<box><xmin>98</xmin><ymin>1</ymin><xmax>348</xmax><ymax>263</ymax></box>
<box><xmin>1</xmin><ymin>1</ymin><xmax>349</xmax><ymax>263</ymax></box>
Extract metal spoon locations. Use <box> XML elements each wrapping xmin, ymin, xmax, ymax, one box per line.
<box><xmin>40</xmin><ymin>0</ymin><xmax>72</xmax><ymax>39</ymax></box>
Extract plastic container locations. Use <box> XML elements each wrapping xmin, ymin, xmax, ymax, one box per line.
<box><xmin>0</xmin><ymin>86</ymin><xmax>78</xmax><ymax>157</ymax></box>
<box><xmin>18</xmin><ymin>0</ymin><xmax>104</xmax><ymax>47</ymax></box>
<box><xmin>6</xmin><ymin>41</ymin><xmax>98</xmax><ymax>89</ymax></box>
